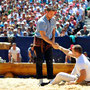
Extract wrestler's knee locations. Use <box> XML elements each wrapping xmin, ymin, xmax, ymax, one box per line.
<box><xmin>56</xmin><ymin>72</ymin><xmax>62</xmax><ymax>77</ymax></box>
<box><xmin>56</xmin><ymin>72</ymin><xmax>66</xmax><ymax>78</ymax></box>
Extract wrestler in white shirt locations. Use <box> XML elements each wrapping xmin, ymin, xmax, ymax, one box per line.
<box><xmin>50</xmin><ymin>44</ymin><xmax>90</xmax><ymax>85</ymax></box>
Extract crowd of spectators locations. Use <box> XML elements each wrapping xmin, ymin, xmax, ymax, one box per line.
<box><xmin>0</xmin><ymin>0</ymin><xmax>90</xmax><ymax>38</ymax></box>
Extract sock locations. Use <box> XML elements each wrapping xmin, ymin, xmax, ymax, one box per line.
<box><xmin>49</xmin><ymin>79</ymin><xmax>54</xmax><ymax>84</ymax></box>
<box><xmin>48</xmin><ymin>79</ymin><xmax>53</xmax><ymax>82</ymax></box>
<box><xmin>39</xmin><ymin>79</ymin><xmax>43</xmax><ymax>84</ymax></box>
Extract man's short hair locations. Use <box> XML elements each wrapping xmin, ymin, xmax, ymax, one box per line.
<box><xmin>83</xmin><ymin>25</ymin><xmax>87</xmax><ymax>28</ymax></box>
<box><xmin>83</xmin><ymin>52</ymin><xmax>87</xmax><ymax>54</ymax></box>
<box><xmin>73</xmin><ymin>45</ymin><xmax>83</xmax><ymax>54</ymax></box>
<box><xmin>30</xmin><ymin>44</ymin><xmax>33</xmax><ymax>47</ymax></box>
<box><xmin>12</xmin><ymin>43</ymin><xmax>16</xmax><ymax>46</ymax></box>
<box><xmin>47</xmin><ymin>6</ymin><xmax>56</xmax><ymax>12</ymax></box>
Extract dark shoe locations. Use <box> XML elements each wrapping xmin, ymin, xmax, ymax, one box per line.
<box><xmin>40</xmin><ymin>81</ymin><xmax>50</xmax><ymax>86</ymax></box>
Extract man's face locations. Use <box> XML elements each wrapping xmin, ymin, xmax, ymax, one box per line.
<box><xmin>66</xmin><ymin>24</ymin><xmax>69</xmax><ymax>27</ymax></box>
<box><xmin>84</xmin><ymin>53</ymin><xmax>87</xmax><ymax>57</ymax></box>
<box><xmin>4</xmin><ymin>31</ymin><xmax>7</xmax><ymax>35</ymax></box>
<box><xmin>56</xmin><ymin>24</ymin><xmax>59</xmax><ymax>27</ymax></box>
<box><xmin>59</xmin><ymin>21</ymin><xmax>62</xmax><ymax>24</ymax></box>
<box><xmin>13</xmin><ymin>44</ymin><xmax>16</xmax><ymax>49</ymax></box>
<box><xmin>31</xmin><ymin>47</ymin><xmax>34</xmax><ymax>51</ymax></box>
<box><xmin>66</xmin><ymin>13</ymin><xmax>68</xmax><ymax>16</ymax></box>
<box><xmin>5</xmin><ymin>24</ymin><xmax>7</xmax><ymax>27</ymax></box>
<box><xmin>47</xmin><ymin>11</ymin><xmax>55</xmax><ymax>19</ymax></box>
<box><xmin>70</xmin><ymin>17</ymin><xmax>73</xmax><ymax>21</ymax></box>
<box><xmin>30</xmin><ymin>23</ymin><xmax>33</xmax><ymax>27</ymax></box>
<box><xmin>84</xmin><ymin>27</ymin><xmax>86</xmax><ymax>31</ymax></box>
<box><xmin>62</xmin><ymin>30</ymin><xmax>65</xmax><ymax>34</ymax></box>
<box><xmin>70</xmin><ymin>6</ymin><xmax>73</xmax><ymax>9</ymax></box>
<box><xmin>77</xmin><ymin>6</ymin><xmax>79</xmax><ymax>9</ymax></box>
<box><xmin>11</xmin><ymin>18</ymin><xmax>14</xmax><ymax>21</ymax></box>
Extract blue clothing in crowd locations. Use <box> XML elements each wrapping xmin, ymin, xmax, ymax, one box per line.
<box><xmin>28</xmin><ymin>47</ymin><xmax>34</xmax><ymax>59</ymax></box>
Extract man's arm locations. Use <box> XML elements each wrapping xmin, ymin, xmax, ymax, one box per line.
<box><xmin>58</xmin><ymin>45</ymin><xmax>76</xmax><ymax>58</ymax></box>
<box><xmin>28</xmin><ymin>51</ymin><xmax>32</xmax><ymax>58</ymax></box>
<box><xmin>8</xmin><ymin>52</ymin><xmax>11</xmax><ymax>62</ymax></box>
<box><xmin>28</xmin><ymin>50</ymin><xmax>33</xmax><ymax>63</ymax></box>
<box><xmin>65</xmin><ymin>55</ymin><xmax>71</xmax><ymax>63</ymax></box>
<box><xmin>76</xmin><ymin>69</ymin><xmax>86</xmax><ymax>83</ymax></box>
<box><xmin>40</xmin><ymin>31</ymin><xmax>58</xmax><ymax>49</ymax></box>
<box><xmin>34</xmin><ymin>50</ymin><xmax>36</xmax><ymax>56</ymax></box>
<box><xmin>52</xmin><ymin>28</ymin><xmax>55</xmax><ymax>43</ymax></box>
<box><xmin>68</xmin><ymin>69</ymin><xmax>86</xmax><ymax>85</ymax></box>
<box><xmin>17</xmin><ymin>53</ymin><xmax>21</xmax><ymax>62</ymax></box>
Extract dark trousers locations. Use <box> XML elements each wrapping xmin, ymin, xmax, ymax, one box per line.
<box><xmin>34</xmin><ymin>45</ymin><xmax>53</xmax><ymax>79</ymax></box>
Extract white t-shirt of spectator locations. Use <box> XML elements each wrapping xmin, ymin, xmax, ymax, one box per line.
<box><xmin>71</xmin><ymin>54</ymin><xmax>90</xmax><ymax>81</ymax></box>
<box><xmin>69</xmin><ymin>8</ymin><xmax>76</xmax><ymax>14</ymax></box>
<box><xmin>0</xmin><ymin>5</ymin><xmax>2</xmax><ymax>11</ymax></box>
<box><xmin>9</xmin><ymin>47</ymin><xmax>21</xmax><ymax>62</ymax></box>
<box><xmin>75</xmin><ymin>8</ymin><xmax>83</xmax><ymax>16</ymax></box>
<box><xmin>36</xmin><ymin>12</ymin><xmax>42</xmax><ymax>18</ymax></box>
<box><xmin>63</xmin><ymin>7</ymin><xmax>68</xmax><ymax>13</ymax></box>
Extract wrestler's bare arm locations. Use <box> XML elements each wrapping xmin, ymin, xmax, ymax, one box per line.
<box><xmin>76</xmin><ymin>69</ymin><xmax>86</xmax><ymax>83</ymax></box>
<box><xmin>40</xmin><ymin>31</ymin><xmax>53</xmax><ymax>45</ymax></box>
<box><xmin>58</xmin><ymin>45</ymin><xmax>76</xmax><ymax>58</ymax></box>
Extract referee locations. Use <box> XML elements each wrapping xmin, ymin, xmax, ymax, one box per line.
<box><xmin>33</xmin><ymin>6</ymin><xmax>59</xmax><ymax>85</ymax></box>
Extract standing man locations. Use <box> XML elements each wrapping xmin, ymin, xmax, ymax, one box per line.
<box><xmin>34</xmin><ymin>6</ymin><xmax>58</xmax><ymax>85</ymax></box>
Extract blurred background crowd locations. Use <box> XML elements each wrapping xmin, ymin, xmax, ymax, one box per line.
<box><xmin>0</xmin><ymin>0</ymin><xmax>90</xmax><ymax>38</ymax></box>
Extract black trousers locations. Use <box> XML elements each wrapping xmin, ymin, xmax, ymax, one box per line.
<box><xmin>34</xmin><ymin>44</ymin><xmax>53</xmax><ymax>79</ymax></box>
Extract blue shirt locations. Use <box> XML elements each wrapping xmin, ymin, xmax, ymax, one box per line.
<box><xmin>68</xmin><ymin>0</ymin><xmax>73</xmax><ymax>2</ymax></box>
<box><xmin>35</xmin><ymin>15</ymin><xmax>56</xmax><ymax>39</ymax></box>
<box><xmin>76</xmin><ymin>15</ymin><xmax>82</xmax><ymax>24</ymax></box>
<box><xmin>28</xmin><ymin>47</ymin><xmax>34</xmax><ymax>59</ymax></box>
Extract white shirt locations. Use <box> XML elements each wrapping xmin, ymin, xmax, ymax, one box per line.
<box><xmin>36</xmin><ymin>12</ymin><xmax>42</xmax><ymax>18</ymax></box>
<box><xmin>69</xmin><ymin>8</ymin><xmax>76</xmax><ymax>14</ymax></box>
<box><xmin>75</xmin><ymin>8</ymin><xmax>83</xmax><ymax>16</ymax></box>
<box><xmin>9</xmin><ymin>47</ymin><xmax>21</xmax><ymax>61</ymax></box>
<box><xmin>0</xmin><ymin>5</ymin><xmax>2</xmax><ymax>11</ymax></box>
<box><xmin>71</xmin><ymin>54</ymin><xmax>90</xmax><ymax>81</ymax></box>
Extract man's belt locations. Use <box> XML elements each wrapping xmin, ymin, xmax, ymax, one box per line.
<box><xmin>33</xmin><ymin>36</ymin><xmax>52</xmax><ymax>53</ymax></box>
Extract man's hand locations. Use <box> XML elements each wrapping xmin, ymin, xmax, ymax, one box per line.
<box><xmin>65</xmin><ymin>62</ymin><xmax>68</xmax><ymax>64</ymax></box>
<box><xmin>52</xmin><ymin>43</ymin><xmax>59</xmax><ymax>49</ymax></box>
<box><xmin>29</xmin><ymin>59</ymin><xmax>31</xmax><ymax>63</ymax></box>
<box><xmin>8</xmin><ymin>61</ymin><xmax>11</xmax><ymax>63</ymax></box>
